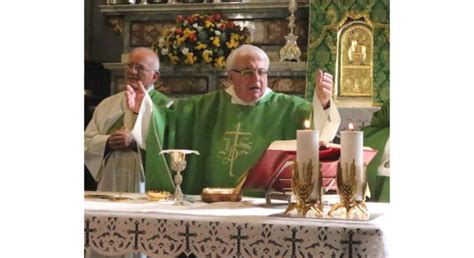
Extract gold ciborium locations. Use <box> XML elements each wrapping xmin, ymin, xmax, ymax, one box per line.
<box><xmin>328</xmin><ymin>160</ymin><xmax>369</xmax><ymax>220</ymax></box>
<box><xmin>284</xmin><ymin>159</ymin><xmax>323</xmax><ymax>217</ymax></box>
<box><xmin>160</xmin><ymin>149</ymin><xmax>200</xmax><ymax>205</ymax></box>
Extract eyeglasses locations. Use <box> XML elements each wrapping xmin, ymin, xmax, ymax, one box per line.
<box><xmin>231</xmin><ymin>68</ymin><xmax>268</xmax><ymax>77</ymax></box>
<box><xmin>125</xmin><ymin>63</ymin><xmax>157</xmax><ymax>73</ymax></box>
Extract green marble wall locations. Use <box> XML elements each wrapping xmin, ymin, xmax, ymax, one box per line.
<box><xmin>306</xmin><ymin>0</ymin><xmax>389</xmax><ymax>104</ymax></box>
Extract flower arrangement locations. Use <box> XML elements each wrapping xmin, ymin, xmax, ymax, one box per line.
<box><xmin>153</xmin><ymin>13</ymin><xmax>249</xmax><ymax>69</ymax></box>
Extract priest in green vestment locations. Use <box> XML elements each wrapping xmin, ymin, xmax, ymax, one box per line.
<box><xmin>126</xmin><ymin>45</ymin><xmax>341</xmax><ymax>195</ymax></box>
<box><xmin>362</xmin><ymin>99</ymin><xmax>390</xmax><ymax>202</ymax></box>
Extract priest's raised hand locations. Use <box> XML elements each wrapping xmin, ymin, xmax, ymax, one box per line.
<box><xmin>316</xmin><ymin>69</ymin><xmax>333</xmax><ymax>110</ymax></box>
<box><xmin>125</xmin><ymin>80</ymin><xmax>147</xmax><ymax>114</ymax></box>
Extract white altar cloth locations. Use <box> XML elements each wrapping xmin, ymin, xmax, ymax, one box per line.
<box><xmin>85</xmin><ymin>192</ymin><xmax>388</xmax><ymax>257</ymax></box>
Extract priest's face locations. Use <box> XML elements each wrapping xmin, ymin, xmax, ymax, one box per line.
<box><xmin>228</xmin><ymin>53</ymin><xmax>269</xmax><ymax>103</ymax></box>
<box><xmin>125</xmin><ymin>49</ymin><xmax>160</xmax><ymax>90</ymax></box>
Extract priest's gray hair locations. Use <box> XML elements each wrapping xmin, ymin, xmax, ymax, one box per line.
<box><xmin>225</xmin><ymin>44</ymin><xmax>270</xmax><ymax>71</ymax></box>
<box><xmin>130</xmin><ymin>47</ymin><xmax>160</xmax><ymax>72</ymax></box>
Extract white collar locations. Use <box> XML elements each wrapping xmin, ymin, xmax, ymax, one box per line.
<box><xmin>224</xmin><ymin>85</ymin><xmax>272</xmax><ymax>106</ymax></box>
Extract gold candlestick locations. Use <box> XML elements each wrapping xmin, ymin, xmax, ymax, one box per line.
<box><xmin>279</xmin><ymin>0</ymin><xmax>301</xmax><ymax>62</ymax></box>
<box><xmin>328</xmin><ymin>160</ymin><xmax>369</xmax><ymax>220</ymax></box>
<box><xmin>284</xmin><ymin>160</ymin><xmax>323</xmax><ymax>217</ymax></box>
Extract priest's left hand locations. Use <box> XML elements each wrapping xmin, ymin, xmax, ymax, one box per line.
<box><xmin>316</xmin><ymin>69</ymin><xmax>333</xmax><ymax>109</ymax></box>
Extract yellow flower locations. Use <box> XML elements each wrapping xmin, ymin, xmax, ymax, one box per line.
<box><xmin>226</xmin><ymin>39</ymin><xmax>239</xmax><ymax>49</ymax></box>
<box><xmin>183</xmin><ymin>28</ymin><xmax>193</xmax><ymax>36</ymax></box>
<box><xmin>214</xmin><ymin>56</ymin><xmax>225</xmax><ymax>69</ymax></box>
<box><xmin>176</xmin><ymin>35</ymin><xmax>186</xmax><ymax>45</ymax></box>
<box><xmin>205</xmin><ymin>20</ymin><xmax>215</xmax><ymax>28</ymax></box>
<box><xmin>211</xmin><ymin>36</ymin><xmax>221</xmax><ymax>47</ymax></box>
<box><xmin>168</xmin><ymin>54</ymin><xmax>179</xmax><ymax>64</ymax></box>
<box><xmin>230</xmin><ymin>33</ymin><xmax>240</xmax><ymax>41</ymax></box>
<box><xmin>195</xmin><ymin>43</ymin><xmax>207</xmax><ymax>50</ymax></box>
<box><xmin>184</xmin><ymin>52</ymin><xmax>197</xmax><ymax>65</ymax></box>
<box><xmin>202</xmin><ymin>50</ymin><xmax>213</xmax><ymax>63</ymax></box>
<box><xmin>183</xmin><ymin>28</ymin><xmax>197</xmax><ymax>41</ymax></box>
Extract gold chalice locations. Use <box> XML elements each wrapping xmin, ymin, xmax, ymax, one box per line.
<box><xmin>160</xmin><ymin>149</ymin><xmax>199</xmax><ymax>205</ymax></box>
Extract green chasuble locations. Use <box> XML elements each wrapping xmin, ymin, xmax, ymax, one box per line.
<box><xmin>145</xmin><ymin>90</ymin><xmax>312</xmax><ymax>194</ymax></box>
<box><xmin>362</xmin><ymin>99</ymin><xmax>390</xmax><ymax>202</ymax></box>
<box><xmin>149</xmin><ymin>89</ymin><xmax>172</xmax><ymax>107</ymax></box>
<box><xmin>139</xmin><ymin>89</ymin><xmax>171</xmax><ymax>167</ymax></box>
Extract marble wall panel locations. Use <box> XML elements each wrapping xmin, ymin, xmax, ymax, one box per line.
<box><xmin>114</xmin><ymin>76</ymin><xmax>208</xmax><ymax>95</ymax></box>
<box><xmin>130</xmin><ymin>21</ymin><xmax>176</xmax><ymax>47</ymax></box>
<box><xmin>268</xmin><ymin>77</ymin><xmax>306</xmax><ymax>94</ymax></box>
<box><xmin>217</xmin><ymin>76</ymin><xmax>305</xmax><ymax>95</ymax></box>
<box><xmin>156</xmin><ymin>77</ymin><xmax>209</xmax><ymax>94</ymax></box>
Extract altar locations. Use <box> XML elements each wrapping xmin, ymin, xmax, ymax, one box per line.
<box><xmin>84</xmin><ymin>191</ymin><xmax>388</xmax><ymax>257</ymax></box>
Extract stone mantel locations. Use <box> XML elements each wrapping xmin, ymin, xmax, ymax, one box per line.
<box><xmin>104</xmin><ymin>61</ymin><xmax>306</xmax><ymax>74</ymax></box>
<box><xmin>99</xmin><ymin>0</ymin><xmax>309</xmax><ymax>18</ymax></box>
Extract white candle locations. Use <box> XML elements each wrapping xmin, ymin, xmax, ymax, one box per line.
<box><xmin>340</xmin><ymin>123</ymin><xmax>364</xmax><ymax>201</ymax></box>
<box><xmin>296</xmin><ymin>130</ymin><xmax>319</xmax><ymax>163</ymax></box>
<box><xmin>296</xmin><ymin>125</ymin><xmax>320</xmax><ymax>200</ymax></box>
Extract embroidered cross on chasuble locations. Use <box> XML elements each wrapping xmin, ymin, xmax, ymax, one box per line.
<box><xmin>144</xmin><ymin>90</ymin><xmax>312</xmax><ymax>195</ymax></box>
<box><xmin>218</xmin><ymin>122</ymin><xmax>253</xmax><ymax>177</ymax></box>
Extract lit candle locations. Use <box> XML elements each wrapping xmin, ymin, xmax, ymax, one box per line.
<box><xmin>296</xmin><ymin>120</ymin><xmax>320</xmax><ymax>200</ymax></box>
<box><xmin>340</xmin><ymin>123</ymin><xmax>364</xmax><ymax>201</ymax></box>
<box><xmin>304</xmin><ymin>119</ymin><xmax>311</xmax><ymax>130</ymax></box>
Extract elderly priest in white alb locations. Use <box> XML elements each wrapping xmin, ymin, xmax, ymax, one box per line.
<box><xmin>85</xmin><ymin>47</ymin><xmax>171</xmax><ymax>193</ymax></box>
